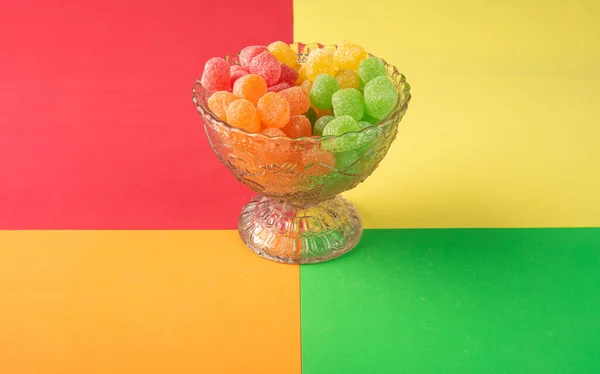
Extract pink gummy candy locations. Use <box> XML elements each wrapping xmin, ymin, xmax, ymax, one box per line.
<box><xmin>277</xmin><ymin>63</ymin><xmax>299</xmax><ymax>86</ymax></box>
<box><xmin>267</xmin><ymin>82</ymin><xmax>290</xmax><ymax>92</ymax></box>
<box><xmin>230</xmin><ymin>65</ymin><xmax>249</xmax><ymax>86</ymax></box>
<box><xmin>249</xmin><ymin>51</ymin><xmax>281</xmax><ymax>86</ymax></box>
<box><xmin>239</xmin><ymin>45</ymin><xmax>268</xmax><ymax>70</ymax></box>
<box><xmin>201</xmin><ymin>57</ymin><xmax>230</xmax><ymax>92</ymax></box>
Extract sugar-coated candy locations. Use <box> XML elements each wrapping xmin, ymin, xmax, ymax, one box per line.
<box><xmin>332</xmin><ymin>88</ymin><xmax>364</xmax><ymax>121</ymax></box>
<box><xmin>226</xmin><ymin>99</ymin><xmax>260</xmax><ymax>132</ymax></box>
<box><xmin>313</xmin><ymin>115</ymin><xmax>334</xmax><ymax>136</ymax></box>
<box><xmin>277</xmin><ymin>63</ymin><xmax>299</xmax><ymax>86</ymax></box>
<box><xmin>249</xmin><ymin>51</ymin><xmax>282</xmax><ymax>86</ymax></box>
<box><xmin>305</xmin><ymin>49</ymin><xmax>336</xmax><ymax>81</ymax></box>
<box><xmin>208</xmin><ymin>91</ymin><xmax>239</xmax><ymax>121</ymax></box>
<box><xmin>309</xmin><ymin>74</ymin><xmax>340</xmax><ymax>110</ymax></box>
<box><xmin>240</xmin><ymin>45</ymin><xmax>268</xmax><ymax>70</ymax></box>
<box><xmin>334</xmin><ymin>150</ymin><xmax>360</xmax><ymax>172</ymax></box>
<box><xmin>358</xmin><ymin>57</ymin><xmax>386</xmax><ymax>84</ymax></box>
<box><xmin>318</xmin><ymin>107</ymin><xmax>333</xmax><ymax>117</ymax></box>
<box><xmin>230</xmin><ymin>65</ymin><xmax>249</xmax><ymax>86</ymax></box>
<box><xmin>322</xmin><ymin>115</ymin><xmax>360</xmax><ymax>136</ymax></box>
<box><xmin>304</xmin><ymin>107</ymin><xmax>318</xmax><ymax>126</ymax></box>
<box><xmin>267</xmin><ymin>82</ymin><xmax>290</xmax><ymax>92</ymax></box>
<box><xmin>361</xmin><ymin>114</ymin><xmax>380</xmax><ymax>124</ymax></box>
<box><xmin>201</xmin><ymin>57</ymin><xmax>230</xmax><ymax>91</ymax></box>
<box><xmin>301</xmin><ymin>80</ymin><xmax>312</xmax><ymax>93</ymax></box>
<box><xmin>301</xmin><ymin>147</ymin><xmax>335</xmax><ymax>176</ymax></box>
<box><xmin>267</xmin><ymin>41</ymin><xmax>297</xmax><ymax>67</ymax></box>
<box><xmin>363</xmin><ymin>75</ymin><xmax>397</xmax><ymax>119</ymax></box>
<box><xmin>336</xmin><ymin>70</ymin><xmax>360</xmax><ymax>90</ymax></box>
<box><xmin>295</xmin><ymin>64</ymin><xmax>308</xmax><ymax>84</ymax></box>
<box><xmin>233</xmin><ymin>74</ymin><xmax>267</xmax><ymax>105</ymax></box>
<box><xmin>262</xmin><ymin>127</ymin><xmax>287</xmax><ymax>137</ymax></box>
<box><xmin>333</xmin><ymin>40</ymin><xmax>368</xmax><ymax>71</ymax></box>
<box><xmin>278</xmin><ymin>86</ymin><xmax>310</xmax><ymax>116</ymax></box>
<box><xmin>357</xmin><ymin>121</ymin><xmax>372</xmax><ymax>130</ymax></box>
<box><xmin>257</xmin><ymin>92</ymin><xmax>290</xmax><ymax>128</ymax></box>
<box><xmin>282</xmin><ymin>115</ymin><xmax>312</xmax><ymax>138</ymax></box>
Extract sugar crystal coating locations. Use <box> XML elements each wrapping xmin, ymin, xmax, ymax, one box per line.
<box><xmin>305</xmin><ymin>49</ymin><xmax>336</xmax><ymax>81</ymax></box>
<box><xmin>208</xmin><ymin>91</ymin><xmax>239</xmax><ymax>121</ymax></box>
<box><xmin>313</xmin><ymin>115</ymin><xmax>334</xmax><ymax>136</ymax></box>
<box><xmin>226</xmin><ymin>99</ymin><xmax>260</xmax><ymax>132</ymax></box>
<box><xmin>336</xmin><ymin>69</ymin><xmax>360</xmax><ymax>89</ymax></box>
<box><xmin>233</xmin><ymin>74</ymin><xmax>267</xmax><ymax>105</ymax></box>
<box><xmin>262</xmin><ymin>127</ymin><xmax>286</xmax><ymax>137</ymax></box>
<box><xmin>201</xmin><ymin>57</ymin><xmax>230</xmax><ymax>91</ymax></box>
<box><xmin>363</xmin><ymin>75</ymin><xmax>397</xmax><ymax>119</ymax></box>
<box><xmin>249</xmin><ymin>51</ymin><xmax>282</xmax><ymax>86</ymax></box>
<box><xmin>230</xmin><ymin>65</ymin><xmax>249</xmax><ymax>86</ymax></box>
<box><xmin>267</xmin><ymin>41</ymin><xmax>297</xmax><ymax>67</ymax></box>
<box><xmin>240</xmin><ymin>45</ymin><xmax>268</xmax><ymax>70</ymax></box>
<box><xmin>267</xmin><ymin>82</ymin><xmax>290</xmax><ymax>92</ymax></box>
<box><xmin>278</xmin><ymin>86</ymin><xmax>310</xmax><ymax>116</ymax></box>
<box><xmin>333</xmin><ymin>41</ymin><xmax>368</xmax><ymax>71</ymax></box>
<box><xmin>309</xmin><ymin>74</ymin><xmax>340</xmax><ymax>110</ymax></box>
<box><xmin>358</xmin><ymin>57</ymin><xmax>386</xmax><ymax>84</ymax></box>
<box><xmin>277</xmin><ymin>63</ymin><xmax>299</xmax><ymax>86</ymax></box>
<box><xmin>257</xmin><ymin>92</ymin><xmax>290</xmax><ymax>128</ymax></box>
<box><xmin>332</xmin><ymin>88</ymin><xmax>364</xmax><ymax>121</ymax></box>
<box><xmin>281</xmin><ymin>115</ymin><xmax>312</xmax><ymax>138</ymax></box>
<box><xmin>322</xmin><ymin>115</ymin><xmax>360</xmax><ymax>137</ymax></box>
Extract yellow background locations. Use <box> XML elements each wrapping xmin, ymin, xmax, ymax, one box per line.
<box><xmin>295</xmin><ymin>0</ymin><xmax>600</xmax><ymax>228</ymax></box>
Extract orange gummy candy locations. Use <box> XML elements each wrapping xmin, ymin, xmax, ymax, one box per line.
<box><xmin>281</xmin><ymin>115</ymin><xmax>312</xmax><ymax>138</ymax></box>
<box><xmin>257</xmin><ymin>92</ymin><xmax>290</xmax><ymax>128</ymax></box>
<box><xmin>232</xmin><ymin>74</ymin><xmax>267</xmax><ymax>105</ymax></box>
<box><xmin>301</xmin><ymin>147</ymin><xmax>335</xmax><ymax>176</ymax></box>
<box><xmin>262</xmin><ymin>127</ymin><xmax>287</xmax><ymax>137</ymax></box>
<box><xmin>278</xmin><ymin>86</ymin><xmax>310</xmax><ymax>116</ymax></box>
<box><xmin>226</xmin><ymin>99</ymin><xmax>260</xmax><ymax>132</ymax></box>
<box><xmin>208</xmin><ymin>91</ymin><xmax>239</xmax><ymax>121</ymax></box>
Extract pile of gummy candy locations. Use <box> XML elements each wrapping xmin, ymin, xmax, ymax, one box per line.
<box><xmin>200</xmin><ymin>40</ymin><xmax>397</xmax><ymax>139</ymax></box>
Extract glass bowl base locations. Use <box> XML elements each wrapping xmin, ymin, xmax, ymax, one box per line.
<box><xmin>238</xmin><ymin>195</ymin><xmax>363</xmax><ymax>264</ymax></box>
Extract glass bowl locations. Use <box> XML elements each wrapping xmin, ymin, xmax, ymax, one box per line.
<box><xmin>192</xmin><ymin>42</ymin><xmax>411</xmax><ymax>264</ymax></box>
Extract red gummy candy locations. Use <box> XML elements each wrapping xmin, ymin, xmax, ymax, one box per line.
<box><xmin>201</xmin><ymin>57</ymin><xmax>230</xmax><ymax>92</ymax></box>
<box><xmin>230</xmin><ymin>65</ymin><xmax>248</xmax><ymax>86</ymax></box>
<box><xmin>240</xmin><ymin>45</ymin><xmax>268</xmax><ymax>70</ymax></box>
<box><xmin>277</xmin><ymin>63</ymin><xmax>299</xmax><ymax>86</ymax></box>
<box><xmin>249</xmin><ymin>51</ymin><xmax>282</xmax><ymax>87</ymax></box>
<box><xmin>267</xmin><ymin>82</ymin><xmax>290</xmax><ymax>92</ymax></box>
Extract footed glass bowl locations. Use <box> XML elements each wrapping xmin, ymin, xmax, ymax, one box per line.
<box><xmin>192</xmin><ymin>43</ymin><xmax>411</xmax><ymax>264</ymax></box>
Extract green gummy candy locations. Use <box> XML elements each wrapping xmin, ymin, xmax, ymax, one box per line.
<box><xmin>313</xmin><ymin>115</ymin><xmax>335</xmax><ymax>136</ymax></box>
<box><xmin>335</xmin><ymin>150</ymin><xmax>360</xmax><ymax>173</ymax></box>
<box><xmin>358</xmin><ymin>57</ymin><xmax>386</xmax><ymax>84</ymax></box>
<box><xmin>304</xmin><ymin>107</ymin><xmax>318</xmax><ymax>126</ymax></box>
<box><xmin>357</xmin><ymin>121</ymin><xmax>372</xmax><ymax>130</ymax></box>
<box><xmin>309</xmin><ymin>74</ymin><xmax>340</xmax><ymax>110</ymax></box>
<box><xmin>361</xmin><ymin>114</ymin><xmax>380</xmax><ymax>124</ymax></box>
<box><xmin>363</xmin><ymin>76</ymin><xmax>398</xmax><ymax>120</ymax></box>
<box><xmin>332</xmin><ymin>88</ymin><xmax>364</xmax><ymax>121</ymax></box>
<box><xmin>322</xmin><ymin>115</ymin><xmax>360</xmax><ymax>137</ymax></box>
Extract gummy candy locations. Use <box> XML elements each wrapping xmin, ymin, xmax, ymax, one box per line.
<box><xmin>226</xmin><ymin>99</ymin><xmax>260</xmax><ymax>132</ymax></box>
<box><xmin>268</xmin><ymin>41</ymin><xmax>297</xmax><ymax>67</ymax></box>
<box><xmin>281</xmin><ymin>115</ymin><xmax>312</xmax><ymax>138</ymax></box>
<box><xmin>333</xmin><ymin>40</ymin><xmax>368</xmax><ymax>71</ymax></box>
<box><xmin>257</xmin><ymin>92</ymin><xmax>290</xmax><ymax>128</ymax></box>
<box><xmin>357</xmin><ymin>121</ymin><xmax>372</xmax><ymax>130</ymax></box>
<box><xmin>334</xmin><ymin>150</ymin><xmax>360</xmax><ymax>172</ymax></box>
<box><xmin>267</xmin><ymin>82</ymin><xmax>290</xmax><ymax>92</ymax></box>
<box><xmin>305</xmin><ymin>49</ymin><xmax>336</xmax><ymax>81</ymax></box>
<box><xmin>233</xmin><ymin>74</ymin><xmax>267</xmax><ymax>105</ymax></box>
<box><xmin>358</xmin><ymin>57</ymin><xmax>386</xmax><ymax>84</ymax></box>
<box><xmin>230</xmin><ymin>65</ymin><xmax>249</xmax><ymax>86</ymax></box>
<box><xmin>304</xmin><ymin>107</ymin><xmax>318</xmax><ymax>126</ymax></box>
<box><xmin>309</xmin><ymin>74</ymin><xmax>340</xmax><ymax>110</ymax></box>
<box><xmin>332</xmin><ymin>88</ymin><xmax>364</xmax><ymax>121</ymax></box>
<box><xmin>295</xmin><ymin>64</ymin><xmax>308</xmax><ymax>85</ymax></box>
<box><xmin>240</xmin><ymin>45</ymin><xmax>268</xmax><ymax>70</ymax></box>
<box><xmin>262</xmin><ymin>127</ymin><xmax>287</xmax><ymax>137</ymax></box>
<box><xmin>277</xmin><ymin>63</ymin><xmax>299</xmax><ymax>86</ymax></box>
<box><xmin>336</xmin><ymin>69</ymin><xmax>360</xmax><ymax>90</ymax></box>
<box><xmin>363</xmin><ymin>75</ymin><xmax>397</xmax><ymax>120</ymax></box>
<box><xmin>208</xmin><ymin>91</ymin><xmax>239</xmax><ymax>121</ymax></box>
<box><xmin>249</xmin><ymin>51</ymin><xmax>282</xmax><ymax>86</ymax></box>
<box><xmin>201</xmin><ymin>57</ymin><xmax>230</xmax><ymax>91</ymax></box>
<box><xmin>301</xmin><ymin>80</ymin><xmax>312</xmax><ymax>93</ymax></box>
<box><xmin>313</xmin><ymin>115</ymin><xmax>334</xmax><ymax>136</ymax></box>
<box><xmin>318</xmin><ymin>108</ymin><xmax>333</xmax><ymax>117</ymax></box>
<box><xmin>322</xmin><ymin>115</ymin><xmax>360</xmax><ymax>136</ymax></box>
<box><xmin>361</xmin><ymin>114</ymin><xmax>380</xmax><ymax>124</ymax></box>
<box><xmin>278</xmin><ymin>86</ymin><xmax>310</xmax><ymax>116</ymax></box>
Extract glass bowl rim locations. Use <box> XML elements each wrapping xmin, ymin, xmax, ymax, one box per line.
<box><xmin>192</xmin><ymin>43</ymin><xmax>411</xmax><ymax>143</ymax></box>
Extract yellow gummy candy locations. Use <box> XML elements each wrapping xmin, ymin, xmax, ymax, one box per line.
<box><xmin>267</xmin><ymin>41</ymin><xmax>297</xmax><ymax>67</ymax></box>
<box><xmin>336</xmin><ymin>69</ymin><xmax>360</xmax><ymax>90</ymax></box>
<box><xmin>305</xmin><ymin>49</ymin><xmax>336</xmax><ymax>81</ymax></box>
<box><xmin>295</xmin><ymin>64</ymin><xmax>308</xmax><ymax>85</ymax></box>
<box><xmin>333</xmin><ymin>40</ymin><xmax>368</xmax><ymax>71</ymax></box>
